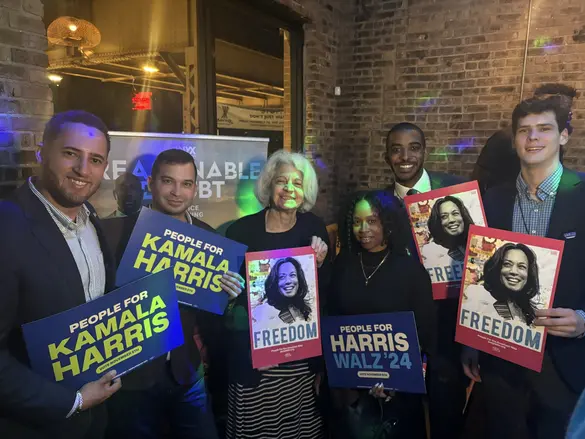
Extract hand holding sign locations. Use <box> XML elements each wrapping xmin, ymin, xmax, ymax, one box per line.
<box><xmin>220</xmin><ymin>271</ymin><xmax>246</xmax><ymax>300</ymax></box>
<box><xmin>311</xmin><ymin>236</ymin><xmax>328</xmax><ymax>268</ymax></box>
<box><xmin>534</xmin><ymin>308</ymin><xmax>585</xmax><ymax>338</ymax></box>
<box><xmin>79</xmin><ymin>370</ymin><xmax>122</xmax><ymax>410</ymax></box>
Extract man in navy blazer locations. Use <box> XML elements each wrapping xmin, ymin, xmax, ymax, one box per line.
<box><xmin>385</xmin><ymin>122</ymin><xmax>469</xmax><ymax>439</ymax></box>
<box><xmin>0</xmin><ymin>111</ymin><xmax>121</xmax><ymax>438</ymax></box>
<box><xmin>462</xmin><ymin>96</ymin><xmax>585</xmax><ymax>439</ymax></box>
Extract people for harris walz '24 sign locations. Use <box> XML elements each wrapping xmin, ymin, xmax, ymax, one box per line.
<box><xmin>456</xmin><ymin>225</ymin><xmax>564</xmax><ymax>372</ymax></box>
<box><xmin>116</xmin><ymin>208</ymin><xmax>248</xmax><ymax>315</ymax></box>
<box><xmin>321</xmin><ymin>313</ymin><xmax>426</xmax><ymax>394</ymax></box>
<box><xmin>246</xmin><ymin>247</ymin><xmax>322</xmax><ymax>369</ymax></box>
<box><xmin>404</xmin><ymin>181</ymin><xmax>487</xmax><ymax>300</ymax></box>
<box><xmin>22</xmin><ymin>270</ymin><xmax>183</xmax><ymax>390</ymax></box>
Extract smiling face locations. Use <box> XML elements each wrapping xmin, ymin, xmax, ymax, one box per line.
<box><xmin>148</xmin><ymin>162</ymin><xmax>197</xmax><ymax>220</ymax></box>
<box><xmin>277</xmin><ymin>262</ymin><xmax>299</xmax><ymax>298</ymax></box>
<box><xmin>39</xmin><ymin>122</ymin><xmax>108</xmax><ymax>212</ymax></box>
<box><xmin>439</xmin><ymin>200</ymin><xmax>464</xmax><ymax>236</ymax></box>
<box><xmin>386</xmin><ymin>129</ymin><xmax>425</xmax><ymax>187</ymax></box>
<box><xmin>514</xmin><ymin>111</ymin><xmax>568</xmax><ymax>169</ymax></box>
<box><xmin>271</xmin><ymin>164</ymin><xmax>304</xmax><ymax>211</ymax></box>
<box><xmin>352</xmin><ymin>200</ymin><xmax>386</xmax><ymax>252</ymax></box>
<box><xmin>500</xmin><ymin>248</ymin><xmax>529</xmax><ymax>292</ymax></box>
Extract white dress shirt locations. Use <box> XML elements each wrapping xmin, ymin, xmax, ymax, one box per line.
<box><xmin>394</xmin><ymin>169</ymin><xmax>432</xmax><ymax>199</ymax></box>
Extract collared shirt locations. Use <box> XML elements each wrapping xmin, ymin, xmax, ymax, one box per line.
<box><xmin>107</xmin><ymin>209</ymin><xmax>126</xmax><ymax>219</ymax></box>
<box><xmin>29</xmin><ymin>179</ymin><xmax>106</xmax><ymax>302</ymax></box>
<box><xmin>512</xmin><ymin>164</ymin><xmax>563</xmax><ymax>237</ymax></box>
<box><xmin>394</xmin><ymin>168</ymin><xmax>432</xmax><ymax>199</ymax></box>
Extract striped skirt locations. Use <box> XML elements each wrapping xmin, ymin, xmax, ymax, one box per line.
<box><xmin>226</xmin><ymin>362</ymin><xmax>324</xmax><ymax>439</ymax></box>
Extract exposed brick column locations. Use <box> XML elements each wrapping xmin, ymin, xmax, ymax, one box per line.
<box><xmin>0</xmin><ymin>0</ymin><xmax>52</xmax><ymax>196</ymax></box>
<box><xmin>283</xmin><ymin>29</ymin><xmax>291</xmax><ymax>151</ymax></box>
<box><xmin>278</xmin><ymin>0</ymin><xmax>352</xmax><ymax>223</ymax></box>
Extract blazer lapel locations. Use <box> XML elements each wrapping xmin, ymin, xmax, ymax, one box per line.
<box><xmin>17</xmin><ymin>185</ymin><xmax>87</xmax><ymax>306</ymax></box>
<box><xmin>429</xmin><ymin>171</ymin><xmax>442</xmax><ymax>190</ymax></box>
<box><xmin>547</xmin><ymin>169</ymin><xmax>583</xmax><ymax>240</ymax></box>
<box><xmin>484</xmin><ymin>183</ymin><xmax>516</xmax><ymax>230</ymax></box>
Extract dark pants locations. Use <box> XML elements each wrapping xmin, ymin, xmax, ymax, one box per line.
<box><xmin>0</xmin><ymin>405</ymin><xmax>107</xmax><ymax>439</ymax></box>
<box><xmin>428</xmin><ymin>300</ymin><xmax>469</xmax><ymax>439</ymax></box>
<box><xmin>481</xmin><ymin>352</ymin><xmax>579</xmax><ymax>439</ymax></box>
<box><xmin>105</xmin><ymin>373</ymin><xmax>218</xmax><ymax>439</ymax></box>
<box><xmin>427</xmin><ymin>357</ymin><xmax>468</xmax><ymax>439</ymax></box>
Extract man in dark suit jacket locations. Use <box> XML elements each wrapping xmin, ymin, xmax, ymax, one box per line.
<box><xmin>0</xmin><ymin>111</ymin><xmax>121</xmax><ymax>439</ymax></box>
<box><xmin>103</xmin><ymin>149</ymin><xmax>244</xmax><ymax>439</ymax></box>
<box><xmin>385</xmin><ymin>122</ymin><xmax>469</xmax><ymax>439</ymax></box>
<box><xmin>462</xmin><ymin>96</ymin><xmax>585</xmax><ymax>439</ymax></box>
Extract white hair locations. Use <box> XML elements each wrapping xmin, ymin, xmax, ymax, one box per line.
<box><xmin>254</xmin><ymin>149</ymin><xmax>319</xmax><ymax>212</ymax></box>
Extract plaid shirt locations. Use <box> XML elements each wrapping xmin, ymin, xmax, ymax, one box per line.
<box><xmin>512</xmin><ymin>165</ymin><xmax>563</xmax><ymax>237</ymax></box>
<box><xmin>29</xmin><ymin>178</ymin><xmax>106</xmax><ymax>302</ymax></box>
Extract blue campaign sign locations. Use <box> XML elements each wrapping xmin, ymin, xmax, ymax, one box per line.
<box><xmin>22</xmin><ymin>270</ymin><xmax>183</xmax><ymax>390</ymax></box>
<box><xmin>321</xmin><ymin>312</ymin><xmax>426</xmax><ymax>394</ymax></box>
<box><xmin>116</xmin><ymin>208</ymin><xmax>247</xmax><ymax>315</ymax></box>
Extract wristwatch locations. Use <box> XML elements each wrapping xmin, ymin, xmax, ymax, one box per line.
<box><xmin>576</xmin><ymin>310</ymin><xmax>585</xmax><ymax>339</ymax></box>
<box><xmin>76</xmin><ymin>391</ymin><xmax>84</xmax><ymax>413</ymax></box>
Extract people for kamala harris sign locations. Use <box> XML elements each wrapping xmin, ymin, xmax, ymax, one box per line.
<box><xmin>22</xmin><ymin>270</ymin><xmax>183</xmax><ymax>389</ymax></box>
<box><xmin>116</xmin><ymin>208</ymin><xmax>247</xmax><ymax>315</ymax></box>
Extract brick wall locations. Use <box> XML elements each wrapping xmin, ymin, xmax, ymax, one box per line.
<box><xmin>283</xmin><ymin>29</ymin><xmax>291</xmax><ymax>151</ymax></box>
<box><xmin>0</xmin><ymin>0</ymin><xmax>52</xmax><ymax>196</ymax></box>
<box><xmin>334</xmin><ymin>0</ymin><xmax>585</xmax><ymax>192</ymax></box>
<box><xmin>278</xmin><ymin>0</ymin><xmax>585</xmax><ymax>216</ymax></box>
<box><xmin>278</xmin><ymin>0</ymin><xmax>352</xmax><ymax>223</ymax></box>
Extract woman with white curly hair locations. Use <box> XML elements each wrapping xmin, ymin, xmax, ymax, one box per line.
<box><xmin>223</xmin><ymin>149</ymin><xmax>330</xmax><ymax>439</ymax></box>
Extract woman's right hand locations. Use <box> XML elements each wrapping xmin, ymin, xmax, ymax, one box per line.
<box><xmin>461</xmin><ymin>346</ymin><xmax>481</xmax><ymax>382</ymax></box>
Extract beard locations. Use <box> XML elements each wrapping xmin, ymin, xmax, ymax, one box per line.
<box><xmin>41</xmin><ymin>169</ymin><xmax>99</xmax><ymax>208</ymax></box>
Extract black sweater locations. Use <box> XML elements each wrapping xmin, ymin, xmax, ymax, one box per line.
<box><xmin>330</xmin><ymin>250</ymin><xmax>437</xmax><ymax>357</ymax></box>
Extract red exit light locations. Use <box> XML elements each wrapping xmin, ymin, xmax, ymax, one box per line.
<box><xmin>132</xmin><ymin>92</ymin><xmax>152</xmax><ymax>110</ymax></box>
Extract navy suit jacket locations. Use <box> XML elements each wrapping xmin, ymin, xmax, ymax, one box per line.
<box><xmin>482</xmin><ymin>168</ymin><xmax>585</xmax><ymax>392</ymax></box>
<box><xmin>0</xmin><ymin>184</ymin><xmax>116</xmax><ymax>436</ymax></box>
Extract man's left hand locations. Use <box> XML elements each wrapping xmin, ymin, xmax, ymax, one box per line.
<box><xmin>534</xmin><ymin>308</ymin><xmax>585</xmax><ymax>338</ymax></box>
<box><xmin>220</xmin><ymin>271</ymin><xmax>245</xmax><ymax>300</ymax></box>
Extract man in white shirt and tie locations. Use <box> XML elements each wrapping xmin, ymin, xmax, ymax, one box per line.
<box><xmin>386</xmin><ymin>122</ymin><xmax>468</xmax><ymax>439</ymax></box>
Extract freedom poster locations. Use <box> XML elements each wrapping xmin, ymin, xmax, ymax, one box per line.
<box><xmin>404</xmin><ymin>181</ymin><xmax>487</xmax><ymax>300</ymax></box>
<box><xmin>116</xmin><ymin>208</ymin><xmax>247</xmax><ymax>315</ymax></box>
<box><xmin>455</xmin><ymin>225</ymin><xmax>564</xmax><ymax>372</ymax></box>
<box><xmin>246</xmin><ymin>247</ymin><xmax>322</xmax><ymax>369</ymax></box>
<box><xmin>22</xmin><ymin>270</ymin><xmax>183</xmax><ymax>390</ymax></box>
<box><xmin>321</xmin><ymin>313</ymin><xmax>426</xmax><ymax>393</ymax></box>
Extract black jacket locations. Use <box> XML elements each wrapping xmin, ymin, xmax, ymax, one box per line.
<box><xmin>0</xmin><ymin>183</ymin><xmax>116</xmax><ymax>438</ymax></box>
<box><xmin>481</xmin><ymin>168</ymin><xmax>585</xmax><ymax>393</ymax></box>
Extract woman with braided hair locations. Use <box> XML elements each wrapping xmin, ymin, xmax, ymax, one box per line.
<box><xmin>329</xmin><ymin>190</ymin><xmax>436</xmax><ymax>439</ymax></box>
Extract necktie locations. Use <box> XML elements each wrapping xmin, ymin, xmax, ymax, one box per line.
<box><xmin>406</xmin><ymin>188</ymin><xmax>420</xmax><ymax>196</ymax></box>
